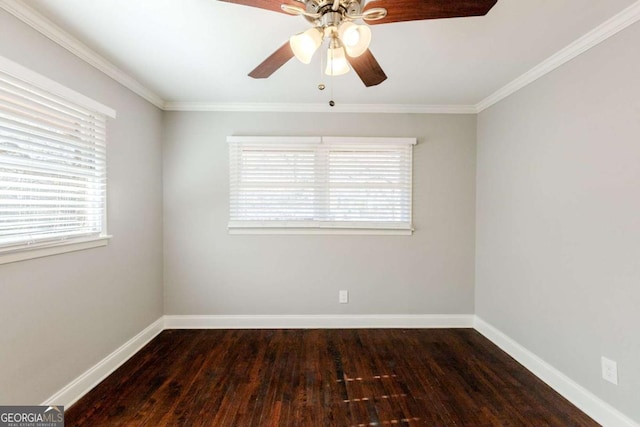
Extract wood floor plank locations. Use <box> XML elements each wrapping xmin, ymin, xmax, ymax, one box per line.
<box><xmin>64</xmin><ymin>329</ymin><xmax>600</xmax><ymax>426</ymax></box>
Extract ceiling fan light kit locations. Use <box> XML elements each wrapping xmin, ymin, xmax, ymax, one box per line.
<box><xmin>289</xmin><ymin>11</ymin><xmax>373</xmax><ymax>74</ymax></box>
<box><xmin>221</xmin><ymin>0</ymin><xmax>499</xmax><ymax>87</ymax></box>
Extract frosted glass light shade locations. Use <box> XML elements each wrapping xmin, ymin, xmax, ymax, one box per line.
<box><xmin>325</xmin><ymin>45</ymin><xmax>350</xmax><ymax>76</ymax></box>
<box><xmin>338</xmin><ymin>22</ymin><xmax>371</xmax><ymax>57</ymax></box>
<box><xmin>290</xmin><ymin>28</ymin><xmax>323</xmax><ymax>64</ymax></box>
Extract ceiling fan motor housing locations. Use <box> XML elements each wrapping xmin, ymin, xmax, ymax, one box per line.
<box><xmin>304</xmin><ymin>0</ymin><xmax>363</xmax><ymax>25</ymax></box>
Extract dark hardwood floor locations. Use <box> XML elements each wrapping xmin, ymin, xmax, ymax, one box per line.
<box><xmin>65</xmin><ymin>329</ymin><xmax>598</xmax><ymax>426</ymax></box>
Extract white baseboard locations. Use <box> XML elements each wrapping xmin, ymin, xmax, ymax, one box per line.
<box><xmin>474</xmin><ymin>317</ymin><xmax>639</xmax><ymax>427</ymax></box>
<box><xmin>41</xmin><ymin>317</ymin><xmax>164</xmax><ymax>408</ymax></box>
<box><xmin>163</xmin><ymin>314</ymin><xmax>475</xmax><ymax>329</ymax></box>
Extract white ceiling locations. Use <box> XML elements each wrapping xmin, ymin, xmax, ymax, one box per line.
<box><xmin>21</xmin><ymin>0</ymin><xmax>639</xmax><ymax>106</ymax></box>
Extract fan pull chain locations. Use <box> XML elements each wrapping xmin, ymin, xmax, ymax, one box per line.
<box><xmin>317</xmin><ymin>37</ymin><xmax>335</xmax><ymax>107</ymax></box>
<box><xmin>329</xmin><ymin>39</ymin><xmax>335</xmax><ymax>107</ymax></box>
<box><xmin>330</xmin><ymin>73</ymin><xmax>335</xmax><ymax>107</ymax></box>
<box><xmin>318</xmin><ymin>39</ymin><xmax>326</xmax><ymax>92</ymax></box>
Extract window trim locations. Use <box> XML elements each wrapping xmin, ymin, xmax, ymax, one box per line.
<box><xmin>0</xmin><ymin>55</ymin><xmax>115</xmax><ymax>262</ymax></box>
<box><xmin>228</xmin><ymin>227</ymin><xmax>412</xmax><ymax>236</ymax></box>
<box><xmin>0</xmin><ymin>55</ymin><xmax>116</xmax><ymax>119</ymax></box>
<box><xmin>0</xmin><ymin>235</ymin><xmax>111</xmax><ymax>265</ymax></box>
<box><xmin>228</xmin><ymin>135</ymin><xmax>416</xmax><ymax>235</ymax></box>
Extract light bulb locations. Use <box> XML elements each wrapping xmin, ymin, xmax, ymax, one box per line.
<box><xmin>338</xmin><ymin>22</ymin><xmax>371</xmax><ymax>58</ymax></box>
<box><xmin>290</xmin><ymin>27</ymin><xmax>323</xmax><ymax>64</ymax></box>
<box><xmin>344</xmin><ymin>28</ymin><xmax>360</xmax><ymax>47</ymax></box>
<box><xmin>325</xmin><ymin>43</ymin><xmax>350</xmax><ymax>76</ymax></box>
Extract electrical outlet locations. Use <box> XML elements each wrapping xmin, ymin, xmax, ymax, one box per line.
<box><xmin>339</xmin><ymin>290</ymin><xmax>349</xmax><ymax>304</ymax></box>
<box><xmin>601</xmin><ymin>357</ymin><xmax>618</xmax><ymax>385</ymax></box>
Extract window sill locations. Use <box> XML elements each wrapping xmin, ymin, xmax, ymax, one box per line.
<box><xmin>228</xmin><ymin>227</ymin><xmax>413</xmax><ymax>236</ymax></box>
<box><xmin>0</xmin><ymin>235</ymin><xmax>111</xmax><ymax>265</ymax></box>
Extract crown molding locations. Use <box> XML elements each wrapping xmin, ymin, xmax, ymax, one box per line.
<box><xmin>162</xmin><ymin>102</ymin><xmax>478</xmax><ymax>114</ymax></box>
<box><xmin>0</xmin><ymin>0</ymin><xmax>165</xmax><ymax>109</ymax></box>
<box><xmin>476</xmin><ymin>0</ymin><xmax>640</xmax><ymax>112</ymax></box>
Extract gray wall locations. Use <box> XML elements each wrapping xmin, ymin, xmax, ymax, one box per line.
<box><xmin>0</xmin><ymin>11</ymin><xmax>164</xmax><ymax>404</ymax></box>
<box><xmin>163</xmin><ymin>112</ymin><xmax>477</xmax><ymax>315</ymax></box>
<box><xmin>476</xmin><ymin>22</ymin><xmax>640</xmax><ymax>422</ymax></box>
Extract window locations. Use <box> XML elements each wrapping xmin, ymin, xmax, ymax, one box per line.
<box><xmin>228</xmin><ymin>136</ymin><xmax>416</xmax><ymax>234</ymax></box>
<box><xmin>0</xmin><ymin>55</ymin><xmax>115</xmax><ymax>262</ymax></box>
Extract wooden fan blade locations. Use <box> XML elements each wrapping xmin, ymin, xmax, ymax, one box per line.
<box><xmin>347</xmin><ymin>49</ymin><xmax>387</xmax><ymax>87</ymax></box>
<box><xmin>364</xmin><ymin>0</ymin><xmax>498</xmax><ymax>25</ymax></box>
<box><xmin>248</xmin><ymin>42</ymin><xmax>294</xmax><ymax>78</ymax></box>
<box><xmin>219</xmin><ymin>0</ymin><xmax>302</xmax><ymax>15</ymax></box>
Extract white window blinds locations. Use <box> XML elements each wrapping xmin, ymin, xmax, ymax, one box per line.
<box><xmin>0</xmin><ymin>58</ymin><xmax>112</xmax><ymax>250</ymax></box>
<box><xmin>228</xmin><ymin>136</ymin><xmax>415</xmax><ymax>233</ymax></box>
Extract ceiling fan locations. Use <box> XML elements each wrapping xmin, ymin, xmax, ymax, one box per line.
<box><xmin>220</xmin><ymin>0</ymin><xmax>498</xmax><ymax>87</ymax></box>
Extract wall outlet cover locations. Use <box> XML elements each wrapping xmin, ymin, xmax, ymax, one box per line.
<box><xmin>339</xmin><ymin>290</ymin><xmax>349</xmax><ymax>304</ymax></box>
<box><xmin>601</xmin><ymin>356</ymin><xmax>618</xmax><ymax>385</ymax></box>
